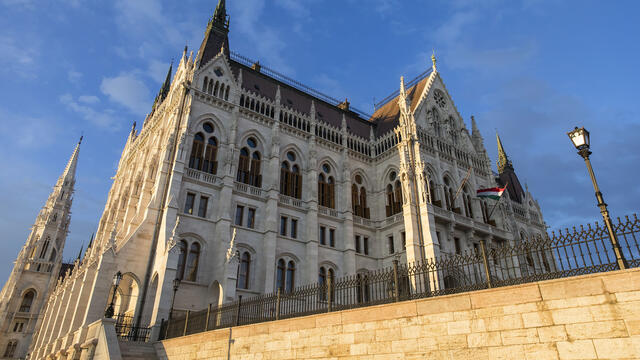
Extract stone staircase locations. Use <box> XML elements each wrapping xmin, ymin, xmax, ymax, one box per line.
<box><xmin>119</xmin><ymin>341</ymin><xmax>159</xmax><ymax>360</ymax></box>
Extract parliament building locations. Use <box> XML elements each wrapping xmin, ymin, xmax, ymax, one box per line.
<box><xmin>0</xmin><ymin>1</ymin><xmax>546</xmax><ymax>358</ymax></box>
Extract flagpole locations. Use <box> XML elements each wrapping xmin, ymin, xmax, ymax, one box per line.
<box><xmin>487</xmin><ymin>182</ymin><xmax>509</xmax><ymax>221</ymax></box>
<box><xmin>452</xmin><ymin>166</ymin><xmax>472</xmax><ymax>203</ymax></box>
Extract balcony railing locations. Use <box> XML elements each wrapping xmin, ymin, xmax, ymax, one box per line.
<box><xmin>278</xmin><ymin>194</ymin><xmax>305</xmax><ymax>209</ymax></box>
<box><xmin>234</xmin><ymin>182</ymin><xmax>263</xmax><ymax>197</ymax></box>
<box><xmin>318</xmin><ymin>206</ymin><xmax>339</xmax><ymax>218</ymax></box>
<box><xmin>184</xmin><ymin>168</ymin><xmax>219</xmax><ymax>185</ymax></box>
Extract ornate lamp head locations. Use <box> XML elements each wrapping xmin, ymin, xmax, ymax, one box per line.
<box><xmin>568</xmin><ymin>126</ymin><xmax>590</xmax><ymax>150</ymax></box>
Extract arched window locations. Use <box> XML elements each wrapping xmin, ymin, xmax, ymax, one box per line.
<box><xmin>39</xmin><ymin>237</ymin><xmax>50</xmax><ymax>259</ymax></box>
<box><xmin>423</xmin><ymin>171</ymin><xmax>436</xmax><ymax>204</ymax></box>
<box><xmin>351</xmin><ymin>184</ymin><xmax>359</xmax><ymax>214</ymax></box>
<box><xmin>3</xmin><ymin>341</ymin><xmax>17</xmax><ymax>358</ymax></box>
<box><xmin>481</xmin><ymin>200</ymin><xmax>490</xmax><ymax>223</ymax></box>
<box><xmin>176</xmin><ymin>240</ymin><xmax>188</xmax><ymax>280</ymax></box>
<box><xmin>188</xmin><ymin>133</ymin><xmax>205</xmax><ymax>170</ymax></box>
<box><xmin>443</xmin><ymin>177</ymin><xmax>455</xmax><ymax>211</ymax></box>
<box><xmin>318</xmin><ymin>164</ymin><xmax>334</xmax><ymax>208</ymax></box>
<box><xmin>237</xmin><ymin>138</ymin><xmax>262</xmax><ymax>187</ymax></box>
<box><xmin>428</xmin><ymin>107</ymin><xmax>441</xmax><ymax>136</ymax></box>
<box><xmin>203</xmin><ymin>137</ymin><xmax>218</xmax><ymax>174</ymax></box>
<box><xmin>385</xmin><ymin>172</ymin><xmax>402</xmax><ymax>216</ymax></box>
<box><xmin>463</xmin><ymin>186</ymin><xmax>474</xmax><ymax>218</ymax></box>
<box><xmin>276</xmin><ymin>259</ymin><xmax>286</xmax><ymax>291</ymax></box>
<box><xmin>359</xmin><ymin>187</ymin><xmax>368</xmax><ymax>218</ymax></box>
<box><xmin>202</xmin><ymin>76</ymin><xmax>208</xmax><ymax>92</ymax></box>
<box><xmin>19</xmin><ymin>290</ymin><xmax>35</xmax><ymax>313</ymax></box>
<box><xmin>185</xmin><ymin>242</ymin><xmax>200</xmax><ymax>282</ymax></box>
<box><xmin>237</xmin><ymin>252</ymin><xmax>251</xmax><ymax>289</ymax></box>
<box><xmin>237</xmin><ymin>148</ymin><xmax>250</xmax><ymax>183</ymax></box>
<box><xmin>356</xmin><ymin>273</ymin><xmax>370</xmax><ymax>303</ymax></box>
<box><xmin>280</xmin><ymin>151</ymin><xmax>302</xmax><ymax>198</ymax></box>
<box><xmin>48</xmin><ymin>248</ymin><xmax>57</xmax><ymax>262</ymax></box>
<box><xmin>352</xmin><ymin>175</ymin><xmax>369</xmax><ymax>218</ymax></box>
<box><xmin>286</xmin><ymin>261</ymin><xmax>295</xmax><ymax>293</ymax></box>
<box><xmin>318</xmin><ymin>266</ymin><xmax>326</xmax><ymax>286</ymax></box>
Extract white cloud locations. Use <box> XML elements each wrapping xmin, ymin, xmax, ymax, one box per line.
<box><xmin>78</xmin><ymin>95</ymin><xmax>100</xmax><ymax>104</ymax></box>
<box><xmin>60</xmin><ymin>93</ymin><xmax>120</xmax><ymax>130</ymax></box>
<box><xmin>67</xmin><ymin>70</ymin><xmax>82</xmax><ymax>84</ymax></box>
<box><xmin>100</xmin><ymin>73</ymin><xmax>151</xmax><ymax>115</ymax></box>
<box><xmin>0</xmin><ymin>35</ymin><xmax>37</xmax><ymax>78</ymax></box>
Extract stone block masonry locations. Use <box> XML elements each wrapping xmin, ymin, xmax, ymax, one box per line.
<box><xmin>155</xmin><ymin>268</ymin><xmax>640</xmax><ymax>359</ymax></box>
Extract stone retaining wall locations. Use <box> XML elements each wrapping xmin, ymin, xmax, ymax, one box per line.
<box><xmin>156</xmin><ymin>268</ymin><xmax>640</xmax><ymax>359</ymax></box>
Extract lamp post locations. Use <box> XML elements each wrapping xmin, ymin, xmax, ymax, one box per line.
<box><xmin>169</xmin><ymin>278</ymin><xmax>180</xmax><ymax>320</ymax></box>
<box><xmin>567</xmin><ymin>126</ymin><xmax>627</xmax><ymax>269</ymax></box>
<box><xmin>104</xmin><ymin>271</ymin><xmax>123</xmax><ymax>318</ymax></box>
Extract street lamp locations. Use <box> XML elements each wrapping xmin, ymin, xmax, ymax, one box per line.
<box><xmin>104</xmin><ymin>271</ymin><xmax>123</xmax><ymax>318</ymax></box>
<box><xmin>169</xmin><ymin>278</ymin><xmax>181</xmax><ymax>320</ymax></box>
<box><xmin>567</xmin><ymin>126</ymin><xmax>627</xmax><ymax>269</ymax></box>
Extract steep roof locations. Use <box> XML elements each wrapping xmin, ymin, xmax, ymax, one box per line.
<box><xmin>369</xmin><ymin>74</ymin><xmax>431</xmax><ymax>137</ymax></box>
<box><xmin>229</xmin><ymin>60</ymin><xmax>375</xmax><ymax>139</ymax></box>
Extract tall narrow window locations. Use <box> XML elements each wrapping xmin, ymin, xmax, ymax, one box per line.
<box><xmin>319</xmin><ymin>226</ymin><xmax>326</xmax><ymax>245</ymax></box>
<box><xmin>355</xmin><ymin>235</ymin><xmax>361</xmax><ymax>254</ymax></box>
<box><xmin>185</xmin><ymin>242</ymin><xmax>200</xmax><ymax>281</ymax></box>
<box><xmin>189</xmin><ymin>133</ymin><xmax>205</xmax><ymax>170</ymax></box>
<box><xmin>4</xmin><ymin>341</ymin><xmax>17</xmax><ymax>358</ymax></box>
<box><xmin>280</xmin><ymin>216</ymin><xmax>288</xmax><ymax>236</ymax></box>
<box><xmin>237</xmin><ymin>252</ymin><xmax>250</xmax><ymax>289</ymax></box>
<box><xmin>290</xmin><ymin>219</ymin><xmax>298</xmax><ymax>239</ymax></box>
<box><xmin>176</xmin><ymin>241</ymin><xmax>187</xmax><ymax>280</ymax></box>
<box><xmin>401</xmin><ymin>231</ymin><xmax>406</xmax><ymax>250</ymax></box>
<box><xmin>285</xmin><ymin>261</ymin><xmax>295</xmax><ymax>293</ymax></box>
<box><xmin>386</xmin><ymin>172</ymin><xmax>402</xmax><ymax>216</ymax></box>
<box><xmin>247</xmin><ymin>208</ymin><xmax>256</xmax><ymax>229</ymax></box>
<box><xmin>388</xmin><ymin>235</ymin><xmax>395</xmax><ymax>255</ymax></box>
<box><xmin>454</xmin><ymin>237</ymin><xmax>461</xmax><ymax>254</ymax></box>
<box><xmin>352</xmin><ymin>184</ymin><xmax>359</xmax><ymax>214</ymax></box>
<box><xmin>203</xmin><ymin>137</ymin><xmax>218</xmax><ymax>174</ymax></box>
<box><xmin>329</xmin><ymin>228</ymin><xmax>335</xmax><ymax>247</ymax></box>
<box><xmin>359</xmin><ymin>187</ymin><xmax>369</xmax><ymax>218</ymax></box>
<box><xmin>198</xmin><ymin>196</ymin><xmax>208</xmax><ymax>218</ymax></box>
<box><xmin>363</xmin><ymin>237</ymin><xmax>369</xmax><ymax>255</ymax></box>
<box><xmin>280</xmin><ymin>152</ymin><xmax>302</xmax><ymax>199</ymax></box>
<box><xmin>184</xmin><ymin>193</ymin><xmax>195</xmax><ymax>215</ymax></box>
<box><xmin>237</xmin><ymin>148</ymin><xmax>250</xmax><ymax>183</ymax></box>
<box><xmin>276</xmin><ymin>259</ymin><xmax>286</xmax><ymax>291</ymax></box>
<box><xmin>249</xmin><ymin>152</ymin><xmax>262</xmax><ymax>187</ymax></box>
<box><xmin>237</xmin><ymin>138</ymin><xmax>262</xmax><ymax>187</ymax></box>
<box><xmin>39</xmin><ymin>238</ymin><xmax>50</xmax><ymax>259</ymax></box>
<box><xmin>19</xmin><ymin>290</ymin><xmax>35</xmax><ymax>313</ymax></box>
<box><xmin>235</xmin><ymin>206</ymin><xmax>244</xmax><ymax>226</ymax></box>
<box><xmin>318</xmin><ymin>164</ymin><xmax>334</xmax><ymax>208</ymax></box>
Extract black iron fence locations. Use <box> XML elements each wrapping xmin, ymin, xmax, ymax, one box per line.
<box><xmin>160</xmin><ymin>214</ymin><xmax>640</xmax><ymax>340</ymax></box>
<box><xmin>115</xmin><ymin>314</ymin><xmax>151</xmax><ymax>342</ymax></box>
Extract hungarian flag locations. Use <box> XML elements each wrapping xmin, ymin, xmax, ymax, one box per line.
<box><xmin>477</xmin><ymin>186</ymin><xmax>506</xmax><ymax>200</ymax></box>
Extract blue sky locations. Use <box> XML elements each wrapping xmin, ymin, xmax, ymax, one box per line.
<box><xmin>0</xmin><ymin>0</ymin><xmax>638</xmax><ymax>281</ymax></box>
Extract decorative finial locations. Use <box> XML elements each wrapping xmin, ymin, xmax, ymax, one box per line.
<box><xmin>431</xmin><ymin>49</ymin><xmax>437</xmax><ymax>70</ymax></box>
<box><xmin>78</xmin><ymin>135</ymin><xmax>83</xmax><ymax>144</ymax></box>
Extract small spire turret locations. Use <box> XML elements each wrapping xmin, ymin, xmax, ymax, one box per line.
<box><xmin>496</xmin><ymin>131</ymin><xmax>513</xmax><ymax>173</ymax></box>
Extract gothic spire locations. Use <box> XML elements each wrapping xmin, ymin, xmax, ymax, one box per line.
<box><xmin>57</xmin><ymin>136</ymin><xmax>82</xmax><ymax>188</ymax></box>
<box><xmin>496</xmin><ymin>131</ymin><xmax>513</xmax><ymax>173</ymax></box>
<box><xmin>213</xmin><ymin>0</ymin><xmax>227</xmax><ymax>26</ymax></box>
<box><xmin>196</xmin><ymin>0</ymin><xmax>230</xmax><ymax>67</ymax></box>
<box><xmin>159</xmin><ymin>61</ymin><xmax>172</xmax><ymax>101</ymax></box>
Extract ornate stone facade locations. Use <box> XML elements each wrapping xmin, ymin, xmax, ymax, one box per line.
<box><xmin>2</xmin><ymin>1</ymin><xmax>547</xmax><ymax>359</ymax></box>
